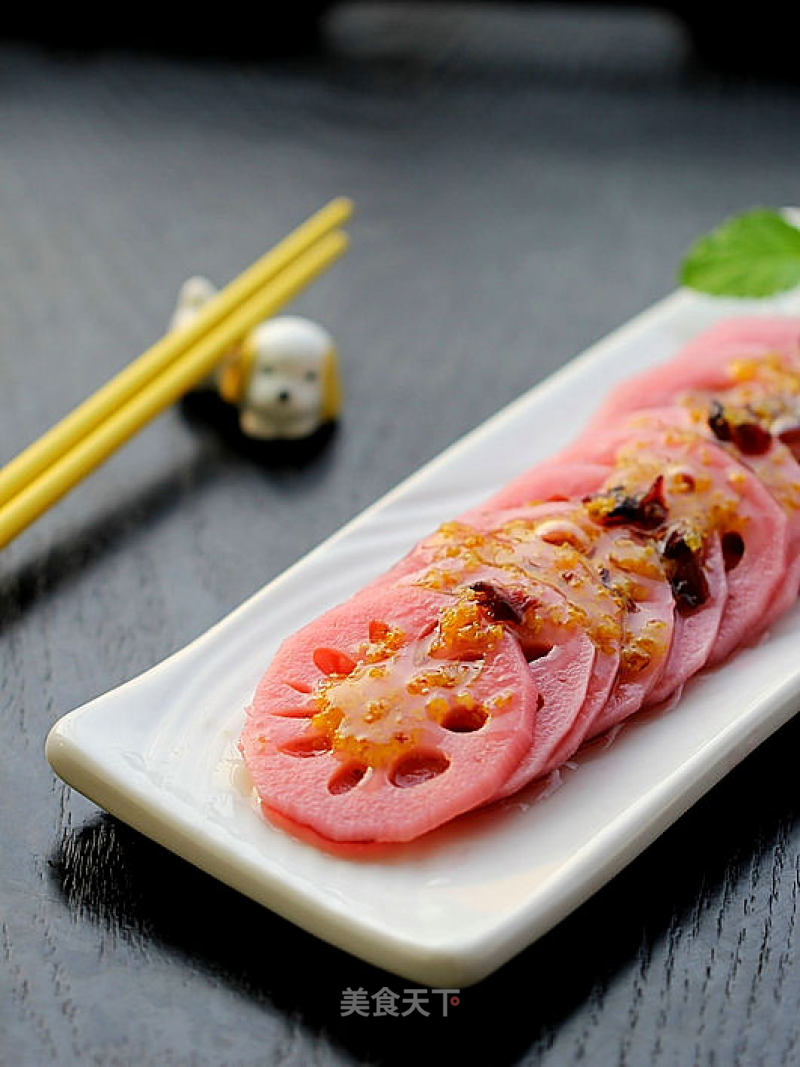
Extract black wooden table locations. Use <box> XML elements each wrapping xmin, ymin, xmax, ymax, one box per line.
<box><xmin>3</xmin><ymin>6</ymin><xmax>800</xmax><ymax>1064</ymax></box>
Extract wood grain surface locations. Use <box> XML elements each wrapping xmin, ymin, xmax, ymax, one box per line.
<box><xmin>2</xmin><ymin>6</ymin><xmax>800</xmax><ymax>1064</ymax></box>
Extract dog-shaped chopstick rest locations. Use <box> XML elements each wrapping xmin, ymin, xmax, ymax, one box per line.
<box><xmin>171</xmin><ymin>276</ymin><xmax>342</xmax><ymax>440</ymax></box>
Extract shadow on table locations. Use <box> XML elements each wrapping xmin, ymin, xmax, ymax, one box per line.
<box><xmin>179</xmin><ymin>389</ymin><xmax>339</xmax><ymax>470</ymax></box>
<box><xmin>0</xmin><ymin>407</ymin><xmax>338</xmax><ymax>631</ymax></box>
<box><xmin>48</xmin><ymin>710</ymin><xmax>800</xmax><ymax>1067</ymax></box>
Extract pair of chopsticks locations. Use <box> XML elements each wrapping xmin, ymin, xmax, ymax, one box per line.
<box><xmin>0</xmin><ymin>197</ymin><xmax>353</xmax><ymax>551</ymax></box>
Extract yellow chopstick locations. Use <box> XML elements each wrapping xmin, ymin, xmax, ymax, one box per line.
<box><xmin>0</xmin><ymin>229</ymin><xmax>349</xmax><ymax>550</ymax></box>
<box><xmin>0</xmin><ymin>197</ymin><xmax>353</xmax><ymax>511</ymax></box>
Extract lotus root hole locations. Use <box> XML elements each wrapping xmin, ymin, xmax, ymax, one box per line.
<box><xmin>327</xmin><ymin>762</ymin><xmax>370</xmax><ymax>794</ymax></box>
<box><xmin>275</xmin><ymin>706</ymin><xmax>314</xmax><ymax>719</ymax></box>
<box><xmin>390</xmin><ymin>750</ymin><xmax>450</xmax><ymax>788</ymax></box>
<box><xmin>312</xmin><ymin>647</ymin><xmax>356</xmax><ymax>676</ymax></box>
<box><xmin>287</xmin><ymin>680</ymin><xmax>312</xmax><ymax>694</ymax></box>
<box><xmin>441</xmin><ymin>705</ymin><xmax>488</xmax><ymax>733</ymax></box>
<box><xmin>280</xmin><ymin>735</ymin><xmax>332</xmax><ymax>757</ymax></box>
<box><xmin>525</xmin><ymin>643</ymin><xmax>554</xmax><ymax>662</ymax></box>
<box><xmin>721</xmin><ymin>532</ymin><xmax>745</xmax><ymax>572</ymax></box>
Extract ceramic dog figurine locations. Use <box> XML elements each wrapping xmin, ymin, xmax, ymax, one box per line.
<box><xmin>170</xmin><ymin>276</ymin><xmax>342</xmax><ymax>440</ymax></box>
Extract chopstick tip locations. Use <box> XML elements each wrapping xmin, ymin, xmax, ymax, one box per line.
<box><xmin>330</xmin><ymin>196</ymin><xmax>355</xmax><ymax>219</ymax></box>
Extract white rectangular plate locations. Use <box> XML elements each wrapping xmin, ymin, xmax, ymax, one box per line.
<box><xmin>47</xmin><ymin>283</ymin><xmax>800</xmax><ymax>987</ymax></box>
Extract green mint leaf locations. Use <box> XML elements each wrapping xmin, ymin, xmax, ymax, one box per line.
<box><xmin>680</xmin><ymin>208</ymin><xmax>800</xmax><ymax>298</ymax></box>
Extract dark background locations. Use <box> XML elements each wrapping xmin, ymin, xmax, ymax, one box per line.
<box><xmin>2</xmin><ymin>4</ymin><xmax>800</xmax><ymax>1064</ymax></box>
